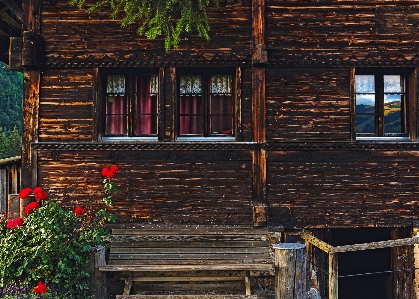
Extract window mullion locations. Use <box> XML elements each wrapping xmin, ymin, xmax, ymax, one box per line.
<box><xmin>203</xmin><ymin>76</ymin><xmax>209</xmax><ymax>137</ymax></box>
<box><xmin>376</xmin><ymin>75</ymin><xmax>384</xmax><ymax>136</ymax></box>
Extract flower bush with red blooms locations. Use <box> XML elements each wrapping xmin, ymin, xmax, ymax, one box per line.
<box><xmin>0</xmin><ymin>165</ymin><xmax>119</xmax><ymax>299</ymax></box>
<box><xmin>33</xmin><ymin>281</ymin><xmax>47</xmax><ymax>294</ymax></box>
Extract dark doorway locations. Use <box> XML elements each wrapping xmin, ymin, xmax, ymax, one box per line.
<box><xmin>331</xmin><ymin>228</ymin><xmax>392</xmax><ymax>299</ymax></box>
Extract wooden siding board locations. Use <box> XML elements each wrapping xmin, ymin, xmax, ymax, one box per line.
<box><xmin>37</xmin><ymin>150</ymin><xmax>254</xmax><ymax>225</ymax></box>
<box><xmin>40</xmin><ymin>0</ymin><xmax>252</xmax><ymax>63</ymax></box>
<box><xmin>39</xmin><ymin>69</ymin><xmax>94</xmax><ymax>141</ymax></box>
<box><xmin>266</xmin><ymin>150</ymin><xmax>419</xmax><ymax>228</ymax></box>
<box><xmin>266</xmin><ymin>68</ymin><xmax>351</xmax><ymax>142</ymax></box>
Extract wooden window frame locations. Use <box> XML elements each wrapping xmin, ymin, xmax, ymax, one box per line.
<box><xmin>176</xmin><ymin>68</ymin><xmax>239</xmax><ymax>140</ymax></box>
<box><xmin>353</xmin><ymin>67</ymin><xmax>418</xmax><ymax>141</ymax></box>
<box><xmin>97</xmin><ymin>68</ymin><xmax>163</xmax><ymax>141</ymax></box>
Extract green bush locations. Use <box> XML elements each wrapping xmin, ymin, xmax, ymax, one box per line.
<box><xmin>0</xmin><ymin>166</ymin><xmax>119</xmax><ymax>299</ymax></box>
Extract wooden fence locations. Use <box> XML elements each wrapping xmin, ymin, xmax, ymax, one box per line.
<box><xmin>0</xmin><ymin>156</ymin><xmax>21</xmax><ymax>214</ymax></box>
<box><xmin>301</xmin><ymin>231</ymin><xmax>419</xmax><ymax>299</ymax></box>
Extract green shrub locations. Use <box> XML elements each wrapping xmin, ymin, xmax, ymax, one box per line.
<box><xmin>0</xmin><ymin>165</ymin><xmax>119</xmax><ymax>299</ymax></box>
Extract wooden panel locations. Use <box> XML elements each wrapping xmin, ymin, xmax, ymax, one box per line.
<box><xmin>39</xmin><ymin>68</ymin><xmax>94</xmax><ymax>141</ymax></box>
<box><xmin>37</xmin><ymin>150</ymin><xmax>254</xmax><ymax>225</ymax></box>
<box><xmin>266</xmin><ymin>150</ymin><xmax>419</xmax><ymax>228</ymax></box>
<box><xmin>40</xmin><ymin>0</ymin><xmax>252</xmax><ymax>62</ymax></box>
<box><xmin>266</xmin><ymin>68</ymin><xmax>351</xmax><ymax>142</ymax></box>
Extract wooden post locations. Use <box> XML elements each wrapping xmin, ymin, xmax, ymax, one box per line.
<box><xmin>8</xmin><ymin>194</ymin><xmax>20</xmax><ymax>218</ymax></box>
<box><xmin>88</xmin><ymin>246</ymin><xmax>107</xmax><ymax>299</ymax></box>
<box><xmin>274</xmin><ymin>243</ymin><xmax>307</xmax><ymax>299</ymax></box>
<box><xmin>328</xmin><ymin>253</ymin><xmax>338</xmax><ymax>299</ymax></box>
<box><xmin>0</xmin><ymin>169</ymin><xmax>6</xmax><ymax>213</ymax></box>
<box><xmin>414</xmin><ymin>227</ymin><xmax>419</xmax><ymax>299</ymax></box>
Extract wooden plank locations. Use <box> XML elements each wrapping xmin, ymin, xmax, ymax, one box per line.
<box><xmin>329</xmin><ymin>253</ymin><xmax>338</xmax><ymax>299</ymax></box>
<box><xmin>110</xmin><ymin>241</ymin><xmax>270</xmax><ymax>248</ymax></box>
<box><xmin>129</xmin><ymin>276</ymin><xmax>244</xmax><ymax>282</ymax></box>
<box><xmin>110</xmin><ymin>247</ymin><xmax>269</xmax><ymax>254</ymax></box>
<box><xmin>107</xmin><ymin>258</ymin><xmax>272</xmax><ymax>265</ymax></box>
<box><xmin>99</xmin><ymin>264</ymin><xmax>273</xmax><ymax>272</ymax></box>
<box><xmin>112</xmin><ymin>228</ymin><xmax>269</xmax><ymax>235</ymax></box>
<box><xmin>332</xmin><ymin>236</ymin><xmax>419</xmax><ymax>253</ymax></box>
<box><xmin>300</xmin><ymin>232</ymin><xmax>333</xmax><ymax>253</ymax></box>
<box><xmin>108</xmin><ymin>253</ymin><xmax>271</xmax><ymax>260</ymax></box>
<box><xmin>116</xmin><ymin>296</ymin><xmax>258</xmax><ymax>299</ymax></box>
<box><xmin>0</xmin><ymin>169</ymin><xmax>6</xmax><ymax>213</ymax></box>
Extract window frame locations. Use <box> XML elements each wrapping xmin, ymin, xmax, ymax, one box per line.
<box><xmin>354</xmin><ymin>67</ymin><xmax>417</xmax><ymax>141</ymax></box>
<box><xmin>98</xmin><ymin>68</ymin><xmax>163</xmax><ymax>141</ymax></box>
<box><xmin>176</xmin><ymin>68</ymin><xmax>238</xmax><ymax>141</ymax></box>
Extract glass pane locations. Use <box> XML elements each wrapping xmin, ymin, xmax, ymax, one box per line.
<box><xmin>384</xmin><ymin>75</ymin><xmax>403</xmax><ymax>93</ymax></box>
<box><xmin>179</xmin><ymin>95</ymin><xmax>202</xmax><ymax>135</ymax></box>
<box><xmin>384</xmin><ymin>94</ymin><xmax>402</xmax><ymax>134</ymax></box>
<box><xmin>107</xmin><ymin>75</ymin><xmax>125</xmax><ymax>95</ymax></box>
<box><xmin>105</xmin><ymin>95</ymin><xmax>128</xmax><ymax>136</ymax></box>
<box><xmin>135</xmin><ymin>76</ymin><xmax>158</xmax><ymax>135</ymax></box>
<box><xmin>180</xmin><ymin>76</ymin><xmax>202</xmax><ymax>94</ymax></box>
<box><xmin>356</xmin><ymin>75</ymin><xmax>375</xmax><ymax>93</ymax></box>
<box><xmin>211</xmin><ymin>75</ymin><xmax>232</xmax><ymax>94</ymax></box>
<box><xmin>356</xmin><ymin>115</ymin><xmax>375</xmax><ymax>134</ymax></box>
<box><xmin>210</xmin><ymin>95</ymin><xmax>233</xmax><ymax>134</ymax></box>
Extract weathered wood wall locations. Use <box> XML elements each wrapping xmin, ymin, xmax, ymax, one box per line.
<box><xmin>16</xmin><ymin>0</ymin><xmax>419</xmax><ymax>228</ymax></box>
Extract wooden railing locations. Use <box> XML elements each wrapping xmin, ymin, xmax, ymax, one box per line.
<box><xmin>300</xmin><ymin>231</ymin><xmax>419</xmax><ymax>299</ymax></box>
<box><xmin>0</xmin><ymin>156</ymin><xmax>21</xmax><ymax>214</ymax></box>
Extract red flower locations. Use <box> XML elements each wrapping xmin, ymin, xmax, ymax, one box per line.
<box><xmin>6</xmin><ymin>218</ymin><xmax>24</xmax><ymax>229</ymax></box>
<box><xmin>102</xmin><ymin>166</ymin><xmax>118</xmax><ymax>178</ymax></box>
<box><xmin>101</xmin><ymin>167</ymin><xmax>109</xmax><ymax>177</ymax></box>
<box><xmin>74</xmin><ymin>206</ymin><xmax>84</xmax><ymax>216</ymax></box>
<box><xmin>110</xmin><ymin>165</ymin><xmax>119</xmax><ymax>174</ymax></box>
<box><xmin>6</xmin><ymin>219</ymin><xmax>14</xmax><ymax>229</ymax></box>
<box><xmin>19</xmin><ymin>188</ymin><xmax>33</xmax><ymax>199</ymax></box>
<box><xmin>13</xmin><ymin>217</ymin><xmax>24</xmax><ymax>228</ymax></box>
<box><xmin>33</xmin><ymin>281</ymin><xmax>47</xmax><ymax>294</ymax></box>
<box><xmin>25</xmin><ymin>201</ymin><xmax>39</xmax><ymax>215</ymax></box>
<box><xmin>33</xmin><ymin>187</ymin><xmax>48</xmax><ymax>201</ymax></box>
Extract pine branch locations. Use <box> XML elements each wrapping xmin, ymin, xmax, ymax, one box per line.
<box><xmin>69</xmin><ymin>0</ymin><xmax>239</xmax><ymax>50</ymax></box>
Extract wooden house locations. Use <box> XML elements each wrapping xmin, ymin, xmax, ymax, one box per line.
<box><xmin>5</xmin><ymin>0</ymin><xmax>419</xmax><ymax>298</ymax></box>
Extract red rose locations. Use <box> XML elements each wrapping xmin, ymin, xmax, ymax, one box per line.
<box><xmin>33</xmin><ymin>281</ymin><xmax>47</xmax><ymax>294</ymax></box>
<box><xmin>74</xmin><ymin>206</ymin><xmax>84</xmax><ymax>215</ymax></box>
<box><xmin>106</xmin><ymin>169</ymin><xmax>115</xmax><ymax>178</ymax></box>
<box><xmin>6</xmin><ymin>219</ymin><xmax>14</xmax><ymax>229</ymax></box>
<box><xmin>25</xmin><ymin>201</ymin><xmax>39</xmax><ymax>215</ymax></box>
<box><xmin>19</xmin><ymin>188</ymin><xmax>33</xmax><ymax>199</ymax></box>
<box><xmin>13</xmin><ymin>217</ymin><xmax>24</xmax><ymax>228</ymax></box>
<box><xmin>110</xmin><ymin>165</ymin><xmax>119</xmax><ymax>174</ymax></box>
<box><xmin>101</xmin><ymin>167</ymin><xmax>109</xmax><ymax>177</ymax></box>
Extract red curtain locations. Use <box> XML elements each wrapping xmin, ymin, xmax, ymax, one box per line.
<box><xmin>105</xmin><ymin>95</ymin><xmax>127</xmax><ymax>136</ymax></box>
<box><xmin>210</xmin><ymin>94</ymin><xmax>232</xmax><ymax>134</ymax></box>
<box><xmin>135</xmin><ymin>77</ymin><xmax>157</xmax><ymax>135</ymax></box>
<box><xmin>179</xmin><ymin>95</ymin><xmax>202</xmax><ymax>135</ymax></box>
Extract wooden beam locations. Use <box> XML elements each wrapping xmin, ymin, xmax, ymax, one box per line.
<box><xmin>300</xmin><ymin>232</ymin><xmax>334</xmax><ymax>254</ymax></box>
<box><xmin>332</xmin><ymin>236</ymin><xmax>419</xmax><ymax>253</ymax></box>
<box><xmin>328</xmin><ymin>253</ymin><xmax>338</xmax><ymax>299</ymax></box>
<box><xmin>0</xmin><ymin>0</ymin><xmax>22</xmax><ymax>21</ymax></box>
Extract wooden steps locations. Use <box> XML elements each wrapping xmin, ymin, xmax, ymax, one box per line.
<box><xmin>116</xmin><ymin>296</ymin><xmax>258</xmax><ymax>299</ymax></box>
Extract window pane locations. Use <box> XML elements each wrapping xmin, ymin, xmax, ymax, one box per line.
<box><xmin>384</xmin><ymin>94</ymin><xmax>402</xmax><ymax>134</ymax></box>
<box><xmin>384</xmin><ymin>75</ymin><xmax>403</xmax><ymax>93</ymax></box>
<box><xmin>210</xmin><ymin>75</ymin><xmax>233</xmax><ymax>135</ymax></box>
<box><xmin>179</xmin><ymin>95</ymin><xmax>203</xmax><ymax>135</ymax></box>
<box><xmin>356</xmin><ymin>115</ymin><xmax>375</xmax><ymax>134</ymax></box>
<box><xmin>105</xmin><ymin>95</ymin><xmax>128</xmax><ymax>136</ymax></box>
<box><xmin>107</xmin><ymin>75</ymin><xmax>125</xmax><ymax>95</ymax></box>
<box><xmin>356</xmin><ymin>75</ymin><xmax>375</xmax><ymax>93</ymax></box>
<box><xmin>134</xmin><ymin>75</ymin><xmax>158</xmax><ymax>135</ymax></box>
<box><xmin>180</xmin><ymin>76</ymin><xmax>202</xmax><ymax>94</ymax></box>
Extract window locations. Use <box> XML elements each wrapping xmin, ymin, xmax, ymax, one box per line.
<box><xmin>355</xmin><ymin>69</ymin><xmax>413</xmax><ymax>138</ymax></box>
<box><xmin>178</xmin><ymin>71</ymin><xmax>234</xmax><ymax>138</ymax></box>
<box><xmin>104</xmin><ymin>73</ymin><xmax>159</xmax><ymax>138</ymax></box>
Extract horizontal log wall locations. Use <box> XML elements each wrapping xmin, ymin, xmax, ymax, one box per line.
<box><xmin>41</xmin><ymin>0</ymin><xmax>252</xmax><ymax>64</ymax></box>
<box><xmin>266</xmin><ymin>150</ymin><xmax>419</xmax><ymax>228</ymax></box>
<box><xmin>37</xmin><ymin>150</ymin><xmax>254</xmax><ymax>225</ymax></box>
<box><xmin>266</xmin><ymin>68</ymin><xmax>351</xmax><ymax>142</ymax></box>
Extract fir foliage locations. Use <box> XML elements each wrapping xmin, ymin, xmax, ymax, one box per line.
<box><xmin>69</xmin><ymin>0</ymin><xmax>238</xmax><ymax>50</ymax></box>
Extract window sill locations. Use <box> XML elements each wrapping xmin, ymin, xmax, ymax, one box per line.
<box><xmin>102</xmin><ymin>137</ymin><xmax>158</xmax><ymax>142</ymax></box>
<box><xmin>356</xmin><ymin>137</ymin><xmax>410</xmax><ymax>142</ymax></box>
<box><xmin>176</xmin><ymin>137</ymin><xmax>236</xmax><ymax>142</ymax></box>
